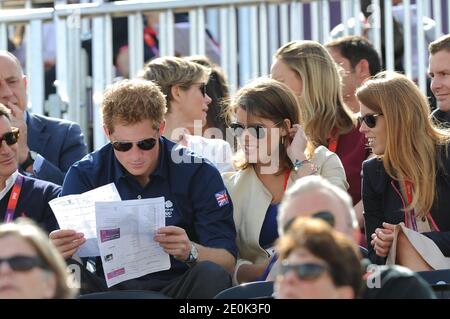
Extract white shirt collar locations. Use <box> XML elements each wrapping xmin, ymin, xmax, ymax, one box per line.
<box><xmin>0</xmin><ymin>170</ymin><xmax>19</xmax><ymax>201</ymax></box>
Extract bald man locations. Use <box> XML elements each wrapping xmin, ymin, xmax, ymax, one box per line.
<box><xmin>0</xmin><ymin>51</ymin><xmax>87</xmax><ymax>185</ymax></box>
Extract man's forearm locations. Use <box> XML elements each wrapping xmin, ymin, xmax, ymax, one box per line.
<box><xmin>196</xmin><ymin>244</ymin><xmax>236</xmax><ymax>274</ymax></box>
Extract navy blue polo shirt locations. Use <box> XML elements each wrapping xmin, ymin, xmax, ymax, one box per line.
<box><xmin>62</xmin><ymin>136</ymin><xmax>237</xmax><ymax>288</ymax></box>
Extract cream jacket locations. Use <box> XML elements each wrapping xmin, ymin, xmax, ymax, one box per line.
<box><xmin>222</xmin><ymin>145</ymin><xmax>348</xmax><ymax>283</ymax></box>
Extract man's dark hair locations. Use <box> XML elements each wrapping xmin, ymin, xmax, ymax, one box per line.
<box><xmin>326</xmin><ymin>35</ymin><xmax>381</xmax><ymax>76</ymax></box>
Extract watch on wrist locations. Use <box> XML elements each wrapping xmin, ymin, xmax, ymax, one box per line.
<box><xmin>20</xmin><ymin>150</ymin><xmax>37</xmax><ymax>171</ymax></box>
<box><xmin>184</xmin><ymin>242</ymin><xmax>198</xmax><ymax>265</ymax></box>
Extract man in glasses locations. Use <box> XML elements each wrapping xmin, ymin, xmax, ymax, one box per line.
<box><xmin>50</xmin><ymin>79</ymin><xmax>237</xmax><ymax>298</ymax></box>
<box><xmin>325</xmin><ymin>36</ymin><xmax>381</xmax><ymax>114</ymax></box>
<box><xmin>0</xmin><ymin>51</ymin><xmax>87</xmax><ymax>186</ymax></box>
<box><xmin>0</xmin><ymin>103</ymin><xmax>60</xmax><ymax>233</ymax></box>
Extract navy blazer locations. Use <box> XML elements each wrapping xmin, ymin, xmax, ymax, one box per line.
<box><xmin>0</xmin><ymin>174</ymin><xmax>61</xmax><ymax>233</ymax></box>
<box><xmin>27</xmin><ymin>112</ymin><xmax>87</xmax><ymax>185</ymax></box>
<box><xmin>362</xmin><ymin>147</ymin><xmax>450</xmax><ymax>265</ymax></box>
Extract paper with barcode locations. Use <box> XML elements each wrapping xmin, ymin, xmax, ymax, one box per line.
<box><xmin>49</xmin><ymin>183</ymin><xmax>122</xmax><ymax>257</ymax></box>
<box><xmin>95</xmin><ymin>197</ymin><xmax>170</xmax><ymax>287</ymax></box>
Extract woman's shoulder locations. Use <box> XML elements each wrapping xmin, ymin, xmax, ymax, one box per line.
<box><xmin>362</xmin><ymin>157</ymin><xmax>388</xmax><ymax>185</ymax></box>
<box><xmin>313</xmin><ymin>145</ymin><xmax>339</xmax><ymax>162</ymax></box>
<box><xmin>221</xmin><ymin>167</ymin><xmax>253</xmax><ymax>187</ymax></box>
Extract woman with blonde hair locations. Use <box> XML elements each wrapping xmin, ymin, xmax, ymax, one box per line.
<box><xmin>271</xmin><ymin>40</ymin><xmax>369</xmax><ymax>215</ymax></box>
<box><xmin>357</xmin><ymin>71</ymin><xmax>450</xmax><ymax>270</ymax></box>
<box><xmin>139</xmin><ymin>56</ymin><xmax>233</xmax><ymax>173</ymax></box>
<box><xmin>222</xmin><ymin>78</ymin><xmax>347</xmax><ymax>284</ymax></box>
<box><xmin>0</xmin><ymin>218</ymin><xmax>76</xmax><ymax>299</ymax></box>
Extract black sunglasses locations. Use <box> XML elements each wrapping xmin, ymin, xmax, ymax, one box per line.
<box><xmin>358</xmin><ymin>113</ymin><xmax>383</xmax><ymax>129</ymax></box>
<box><xmin>283</xmin><ymin>211</ymin><xmax>336</xmax><ymax>233</ymax></box>
<box><xmin>0</xmin><ymin>127</ymin><xmax>19</xmax><ymax>146</ymax></box>
<box><xmin>229</xmin><ymin>123</ymin><xmax>266</xmax><ymax>139</ymax></box>
<box><xmin>0</xmin><ymin>255</ymin><xmax>48</xmax><ymax>272</ymax></box>
<box><xmin>111</xmin><ymin>137</ymin><xmax>157</xmax><ymax>152</ymax></box>
<box><xmin>189</xmin><ymin>82</ymin><xmax>207</xmax><ymax>97</ymax></box>
<box><xmin>279</xmin><ymin>261</ymin><xmax>329</xmax><ymax>280</ymax></box>
<box><xmin>198</xmin><ymin>83</ymin><xmax>207</xmax><ymax>97</ymax></box>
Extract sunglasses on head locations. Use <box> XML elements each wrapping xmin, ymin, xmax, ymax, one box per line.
<box><xmin>111</xmin><ymin>137</ymin><xmax>157</xmax><ymax>152</ymax></box>
<box><xmin>279</xmin><ymin>261</ymin><xmax>329</xmax><ymax>280</ymax></box>
<box><xmin>0</xmin><ymin>127</ymin><xmax>19</xmax><ymax>146</ymax></box>
<box><xmin>358</xmin><ymin>113</ymin><xmax>383</xmax><ymax>129</ymax></box>
<box><xmin>0</xmin><ymin>255</ymin><xmax>48</xmax><ymax>272</ymax></box>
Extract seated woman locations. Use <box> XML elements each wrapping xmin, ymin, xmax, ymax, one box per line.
<box><xmin>0</xmin><ymin>218</ymin><xmax>75</xmax><ymax>299</ymax></box>
<box><xmin>222</xmin><ymin>78</ymin><xmax>347</xmax><ymax>284</ymax></box>
<box><xmin>138</xmin><ymin>57</ymin><xmax>233</xmax><ymax>173</ymax></box>
<box><xmin>185</xmin><ymin>55</ymin><xmax>231</xmax><ymax>140</ymax></box>
<box><xmin>357</xmin><ymin>71</ymin><xmax>450</xmax><ymax>270</ymax></box>
<box><xmin>0</xmin><ymin>104</ymin><xmax>60</xmax><ymax>233</ymax></box>
<box><xmin>274</xmin><ymin>217</ymin><xmax>362</xmax><ymax>299</ymax></box>
<box><xmin>271</xmin><ymin>40</ymin><xmax>370</xmax><ymax>226</ymax></box>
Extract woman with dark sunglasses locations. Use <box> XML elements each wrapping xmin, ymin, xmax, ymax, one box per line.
<box><xmin>357</xmin><ymin>71</ymin><xmax>450</xmax><ymax>270</ymax></box>
<box><xmin>0</xmin><ymin>104</ymin><xmax>60</xmax><ymax>234</ymax></box>
<box><xmin>274</xmin><ymin>217</ymin><xmax>362</xmax><ymax>299</ymax></box>
<box><xmin>222</xmin><ymin>78</ymin><xmax>347</xmax><ymax>284</ymax></box>
<box><xmin>0</xmin><ymin>218</ymin><xmax>75</xmax><ymax>299</ymax></box>
<box><xmin>138</xmin><ymin>56</ymin><xmax>234</xmax><ymax>173</ymax></box>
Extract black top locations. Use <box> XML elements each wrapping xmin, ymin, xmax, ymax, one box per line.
<box><xmin>362</xmin><ymin>264</ymin><xmax>436</xmax><ymax>299</ymax></box>
<box><xmin>362</xmin><ymin>147</ymin><xmax>450</xmax><ymax>264</ymax></box>
<box><xmin>431</xmin><ymin>109</ymin><xmax>450</xmax><ymax>128</ymax></box>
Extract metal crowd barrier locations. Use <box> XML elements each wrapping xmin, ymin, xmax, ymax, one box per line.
<box><xmin>0</xmin><ymin>0</ymin><xmax>448</xmax><ymax>150</ymax></box>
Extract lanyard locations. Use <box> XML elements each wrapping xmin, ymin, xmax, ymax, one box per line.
<box><xmin>403</xmin><ymin>181</ymin><xmax>417</xmax><ymax>230</ymax></box>
<box><xmin>4</xmin><ymin>174</ymin><xmax>24</xmax><ymax>223</ymax></box>
<box><xmin>327</xmin><ymin>130</ymin><xmax>339</xmax><ymax>153</ymax></box>
<box><xmin>283</xmin><ymin>170</ymin><xmax>291</xmax><ymax>191</ymax></box>
<box><xmin>403</xmin><ymin>180</ymin><xmax>440</xmax><ymax>232</ymax></box>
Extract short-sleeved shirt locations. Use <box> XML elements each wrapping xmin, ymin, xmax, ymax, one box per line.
<box><xmin>62</xmin><ymin>136</ymin><xmax>237</xmax><ymax>287</ymax></box>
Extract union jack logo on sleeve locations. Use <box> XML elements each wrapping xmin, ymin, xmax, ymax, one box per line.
<box><xmin>215</xmin><ymin>190</ymin><xmax>229</xmax><ymax>207</ymax></box>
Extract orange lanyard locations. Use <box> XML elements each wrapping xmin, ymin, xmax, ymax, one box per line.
<box><xmin>327</xmin><ymin>130</ymin><xmax>339</xmax><ymax>153</ymax></box>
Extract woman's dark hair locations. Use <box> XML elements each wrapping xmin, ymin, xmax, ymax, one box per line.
<box><xmin>185</xmin><ymin>55</ymin><xmax>230</xmax><ymax>139</ymax></box>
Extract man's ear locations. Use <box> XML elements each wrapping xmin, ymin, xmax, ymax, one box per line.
<box><xmin>103</xmin><ymin>125</ymin><xmax>111</xmax><ymax>141</ymax></box>
<box><xmin>355</xmin><ymin>59</ymin><xmax>371</xmax><ymax>83</ymax></box>
<box><xmin>159</xmin><ymin>120</ymin><xmax>166</xmax><ymax>135</ymax></box>
<box><xmin>23</xmin><ymin>76</ymin><xmax>28</xmax><ymax>90</ymax></box>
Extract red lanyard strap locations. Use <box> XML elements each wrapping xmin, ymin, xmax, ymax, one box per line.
<box><xmin>283</xmin><ymin>170</ymin><xmax>291</xmax><ymax>191</ymax></box>
<box><xmin>327</xmin><ymin>131</ymin><xmax>339</xmax><ymax>153</ymax></box>
<box><xmin>4</xmin><ymin>174</ymin><xmax>24</xmax><ymax>223</ymax></box>
<box><xmin>403</xmin><ymin>180</ymin><xmax>440</xmax><ymax>232</ymax></box>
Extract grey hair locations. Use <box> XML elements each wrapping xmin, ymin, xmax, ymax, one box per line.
<box><xmin>278</xmin><ymin>175</ymin><xmax>358</xmax><ymax>235</ymax></box>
